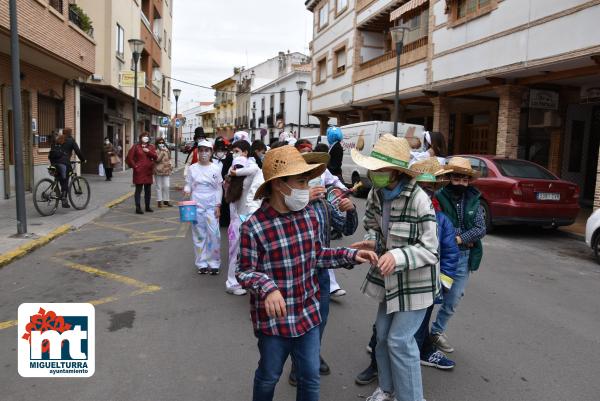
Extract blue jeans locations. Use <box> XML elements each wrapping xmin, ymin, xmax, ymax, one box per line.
<box><xmin>317</xmin><ymin>269</ymin><xmax>330</xmax><ymax>341</ymax></box>
<box><xmin>431</xmin><ymin>249</ymin><xmax>470</xmax><ymax>335</ymax></box>
<box><xmin>253</xmin><ymin>327</ymin><xmax>321</xmax><ymax>401</ymax></box>
<box><xmin>375</xmin><ymin>302</ymin><xmax>426</xmax><ymax>401</ymax></box>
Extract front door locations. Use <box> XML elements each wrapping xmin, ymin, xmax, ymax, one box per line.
<box><xmin>463</xmin><ymin>124</ymin><xmax>490</xmax><ymax>154</ymax></box>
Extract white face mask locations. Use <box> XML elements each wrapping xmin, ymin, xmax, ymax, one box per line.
<box><xmin>141</xmin><ymin>137</ymin><xmax>149</xmax><ymax>144</ymax></box>
<box><xmin>199</xmin><ymin>152</ymin><xmax>211</xmax><ymax>162</ymax></box>
<box><xmin>282</xmin><ymin>182</ymin><xmax>310</xmax><ymax>212</ymax></box>
<box><xmin>232</xmin><ymin>151</ymin><xmax>242</xmax><ymax>158</ymax></box>
<box><xmin>215</xmin><ymin>151</ymin><xmax>226</xmax><ymax>160</ymax></box>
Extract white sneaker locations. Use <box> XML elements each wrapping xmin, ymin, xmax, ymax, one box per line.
<box><xmin>226</xmin><ymin>287</ymin><xmax>247</xmax><ymax>296</ymax></box>
<box><xmin>366</xmin><ymin>387</ymin><xmax>394</xmax><ymax>401</ymax></box>
<box><xmin>330</xmin><ymin>288</ymin><xmax>347</xmax><ymax>297</ymax></box>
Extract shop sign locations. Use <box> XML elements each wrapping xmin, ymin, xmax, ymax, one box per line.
<box><xmin>529</xmin><ymin>89</ymin><xmax>559</xmax><ymax>110</ymax></box>
<box><xmin>119</xmin><ymin>71</ymin><xmax>146</xmax><ymax>88</ymax></box>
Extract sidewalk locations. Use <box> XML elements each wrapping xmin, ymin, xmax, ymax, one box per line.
<box><xmin>0</xmin><ymin>170</ymin><xmax>136</xmax><ymax>266</ymax></box>
<box><xmin>559</xmin><ymin>208</ymin><xmax>591</xmax><ymax>240</ymax></box>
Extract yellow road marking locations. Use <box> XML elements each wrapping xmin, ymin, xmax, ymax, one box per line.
<box><xmin>104</xmin><ymin>191</ymin><xmax>135</xmax><ymax>209</ymax></box>
<box><xmin>54</xmin><ymin>258</ymin><xmax>152</xmax><ymax>289</ymax></box>
<box><xmin>91</xmin><ymin>221</ymin><xmax>145</xmax><ymax>236</ymax></box>
<box><xmin>54</xmin><ymin>237</ymin><xmax>170</xmax><ymax>256</ymax></box>
<box><xmin>176</xmin><ymin>223</ymin><xmax>190</xmax><ymax>238</ymax></box>
<box><xmin>0</xmin><ymin>320</ymin><xmax>17</xmax><ymax>330</ymax></box>
<box><xmin>0</xmin><ymin>225</ymin><xmax>72</xmax><ymax>268</ymax></box>
<box><xmin>138</xmin><ymin>228</ymin><xmax>177</xmax><ymax>235</ymax></box>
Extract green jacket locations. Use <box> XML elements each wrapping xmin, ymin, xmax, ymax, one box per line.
<box><xmin>436</xmin><ymin>186</ymin><xmax>483</xmax><ymax>271</ymax></box>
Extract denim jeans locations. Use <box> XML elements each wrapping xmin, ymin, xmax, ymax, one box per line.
<box><xmin>375</xmin><ymin>302</ymin><xmax>427</xmax><ymax>401</ymax></box>
<box><xmin>253</xmin><ymin>327</ymin><xmax>320</xmax><ymax>401</ymax></box>
<box><xmin>431</xmin><ymin>249</ymin><xmax>470</xmax><ymax>335</ymax></box>
<box><xmin>54</xmin><ymin>163</ymin><xmax>69</xmax><ymax>195</ymax></box>
<box><xmin>317</xmin><ymin>268</ymin><xmax>330</xmax><ymax>341</ymax></box>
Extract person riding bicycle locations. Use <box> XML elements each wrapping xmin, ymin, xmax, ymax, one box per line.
<box><xmin>48</xmin><ymin>128</ymin><xmax>85</xmax><ymax>208</ymax></box>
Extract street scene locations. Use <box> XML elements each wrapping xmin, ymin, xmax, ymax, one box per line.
<box><xmin>1</xmin><ymin>0</ymin><xmax>600</xmax><ymax>401</ymax></box>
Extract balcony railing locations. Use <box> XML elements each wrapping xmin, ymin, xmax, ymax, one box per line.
<box><xmin>356</xmin><ymin>36</ymin><xmax>428</xmax><ymax>82</ymax></box>
<box><xmin>68</xmin><ymin>4</ymin><xmax>94</xmax><ymax>37</ymax></box>
<box><xmin>49</xmin><ymin>0</ymin><xmax>63</xmax><ymax>14</ymax></box>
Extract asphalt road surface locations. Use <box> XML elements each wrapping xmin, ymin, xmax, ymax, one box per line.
<box><xmin>1</xmin><ymin>185</ymin><xmax>599</xmax><ymax>401</ymax></box>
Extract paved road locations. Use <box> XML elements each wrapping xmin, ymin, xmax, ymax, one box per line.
<box><xmin>1</xmin><ymin>185</ymin><xmax>599</xmax><ymax>401</ymax></box>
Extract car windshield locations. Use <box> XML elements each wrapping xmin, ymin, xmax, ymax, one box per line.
<box><xmin>493</xmin><ymin>159</ymin><xmax>557</xmax><ymax>180</ymax></box>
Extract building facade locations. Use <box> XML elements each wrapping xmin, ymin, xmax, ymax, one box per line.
<box><xmin>77</xmin><ymin>0</ymin><xmax>173</xmax><ymax>173</ymax></box>
<box><xmin>306</xmin><ymin>0</ymin><xmax>600</xmax><ymax>208</ymax></box>
<box><xmin>181</xmin><ymin>101</ymin><xmax>213</xmax><ymax>141</ymax></box>
<box><xmin>200</xmin><ymin>109</ymin><xmax>216</xmax><ymax>138</ymax></box>
<box><xmin>0</xmin><ymin>0</ymin><xmax>95</xmax><ymax>198</ymax></box>
<box><xmin>212</xmin><ymin>77</ymin><xmax>237</xmax><ymax>139</ymax></box>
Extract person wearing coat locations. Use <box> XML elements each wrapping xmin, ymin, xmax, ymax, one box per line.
<box><xmin>101</xmin><ymin>137</ymin><xmax>117</xmax><ymax>181</ymax></box>
<box><xmin>48</xmin><ymin>127</ymin><xmax>85</xmax><ymax>208</ymax></box>
<box><xmin>126</xmin><ymin>132</ymin><xmax>157</xmax><ymax>214</ymax></box>
<box><xmin>154</xmin><ymin>137</ymin><xmax>173</xmax><ymax>208</ymax></box>
<box><xmin>326</xmin><ymin>126</ymin><xmax>344</xmax><ymax>179</ymax></box>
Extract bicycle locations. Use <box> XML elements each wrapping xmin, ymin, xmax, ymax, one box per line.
<box><xmin>33</xmin><ymin>161</ymin><xmax>91</xmax><ymax>216</ymax></box>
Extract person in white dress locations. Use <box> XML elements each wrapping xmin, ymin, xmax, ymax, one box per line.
<box><xmin>183</xmin><ymin>139</ymin><xmax>223</xmax><ymax>275</ymax></box>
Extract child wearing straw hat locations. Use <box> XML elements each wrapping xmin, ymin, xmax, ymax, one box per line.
<box><xmin>350</xmin><ymin>134</ymin><xmax>440</xmax><ymax>401</ymax></box>
<box><xmin>428</xmin><ymin>156</ymin><xmax>486</xmax><ymax>355</ymax></box>
<box><xmin>235</xmin><ymin>145</ymin><xmax>377</xmax><ymax>401</ymax></box>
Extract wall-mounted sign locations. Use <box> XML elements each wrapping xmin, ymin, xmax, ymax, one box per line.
<box><xmin>31</xmin><ymin>118</ymin><xmax>37</xmax><ymax>132</ymax></box>
<box><xmin>159</xmin><ymin>116</ymin><xmax>170</xmax><ymax>127</ymax></box>
<box><xmin>119</xmin><ymin>71</ymin><xmax>146</xmax><ymax>88</ymax></box>
<box><xmin>529</xmin><ymin>89</ymin><xmax>559</xmax><ymax>110</ymax></box>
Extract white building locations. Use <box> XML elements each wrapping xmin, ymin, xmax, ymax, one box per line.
<box><xmin>180</xmin><ymin>101</ymin><xmax>214</xmax><ymax>142</ymax></box>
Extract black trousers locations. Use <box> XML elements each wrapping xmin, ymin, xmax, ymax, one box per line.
<box><xmin>105</xmin><ymin>167</ymin><xmax>113</xmax><ymax>180</ymax></box>
<box><xmin>134</xmin><ymin>184</ymin><xmax>152</xmax><ymax>209</ymax></box>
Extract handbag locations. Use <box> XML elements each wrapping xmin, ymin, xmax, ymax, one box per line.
<box><xmin>110</xmin><ymin>154</ymin><xmax>121</xmax><ymax>166</ymax></box>
<box><xmin>98</xmin><ymin>163</ymin><xmax>105</xmax><ymax>177</ymax></box>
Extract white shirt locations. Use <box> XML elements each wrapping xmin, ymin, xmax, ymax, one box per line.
<box><xmin>229</xmin><ymin>163</ymin><xmax>260</xmax><ymax>218</ymax></box>
<box><xmin>184</xmin><ymin>163</ymin><xmax>223</xmax><ymax>209</ymax></box>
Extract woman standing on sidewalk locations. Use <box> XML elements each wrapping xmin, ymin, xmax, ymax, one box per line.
<box><xmin>154</xmin><ymin>137</ymin><xmax>173</xmax><ymax>208</ymax></box>
<box><xmin>126</xmin><ymin>132</ymin><xmax>157</xmax><ymax>214</ymax></box>
<box><xmin>101</xmin><ymin>137</ymin><xmax>117</xmax><ymax>182</ymax></box>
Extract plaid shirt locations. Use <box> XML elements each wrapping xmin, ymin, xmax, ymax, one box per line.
<box><xmin>454</xmin><ymin>197</ymin><xmax>486</xmax><ymax>247</ymax></box>
<box><xmin>236</xmin><ymin>201</ymin><xmax>359</xmax><ymax>338</ymax></box>
<box><xmin>361</xmin><ymin>179</ymin><xmax>440</xmax><ymax>313</ymax></box>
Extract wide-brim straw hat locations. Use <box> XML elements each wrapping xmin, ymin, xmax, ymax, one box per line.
<box><xmin>410</xmin><ymin>157</ymin><xmax>452</xmax><ymax>182</ymax></box>
<box><xmin>351</xmin><ymin>134</ymin><xmax>418</xmax><ymax>177</ymax></box>
<box><xmin>302</xmin><ymin>152</ymin><xmax>330</xmax><ymax>165</ymax></box>
<box><xmin>445</xmin><ymin>156</ymin><xmax>481</xmax><ymax>178</ymax></box>
<box><xmin>254</xmin><ymin>145</ymin><xmax>326</xmax><ymax>200</ymax></box>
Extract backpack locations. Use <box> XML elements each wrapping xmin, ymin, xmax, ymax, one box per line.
<box><xmin>48</xmin><ymin>143</ymin><xmax>65</xmax><ymax>162</ymax></box>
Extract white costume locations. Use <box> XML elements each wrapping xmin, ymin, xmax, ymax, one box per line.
<box><xmin>226</xmin><ymin>157</ymin><xmax>260</xmax><ymax>291</ymax></box>
<box><xmin>184</xmin><ymin>162</ymin><xmax>223</xmax><ymax>271</ymax></box>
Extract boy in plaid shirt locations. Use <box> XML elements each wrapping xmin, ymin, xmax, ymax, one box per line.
<box><xmin>236</xmin><ymin>145</ymin><xmax>377</xmax><ymax>401</ymax></box>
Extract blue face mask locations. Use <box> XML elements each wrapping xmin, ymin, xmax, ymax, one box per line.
<box><xmin>381</xmin><ymin>176</ymin><xmax>409</xmax><ymax>200</ymax></box>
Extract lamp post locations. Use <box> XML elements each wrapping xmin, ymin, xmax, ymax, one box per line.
<box><xmin>128</xmin><ymin>39</ymin><xmax>145</xmax><ymax>144</ymax></box>
<box><xmin>296</xmin><ymin>80</ymin><xmax>307</xmax><ymax>138</ymax></box>
<box><xmin>390</xmin><ymin>26</ymin><xmax>409</xmax><ymax>136</ymax></box>
<box><xmin>173</xmin><ymin>88</ymin><xmax>182</xmax><ymax>167</ymax></box>
<box><xmin>251</xmin><ymin>105</ymin><xmax>257</xmax><ymax>140</ymax></box>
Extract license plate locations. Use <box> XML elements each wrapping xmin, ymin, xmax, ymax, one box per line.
<box><xmin>536</xmin><ymin>192</ymin><xmax>560</xmax><ymax>201</ymax></box>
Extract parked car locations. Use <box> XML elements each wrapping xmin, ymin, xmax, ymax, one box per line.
<box><xmin>585</xmin><ymin>209</ymin><xmax>600</xmax><ymax>264</ymax></box>
<box><xmin>180</xmin><ymin>140</ymin><xmax>195</xmax><ymax>154</ymax></box>
<box><xmin>455</xmin><ymin>155</ymin><xmax>580</xmax><ymax>232</ymax></box>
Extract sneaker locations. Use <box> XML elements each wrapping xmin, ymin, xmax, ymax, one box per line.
<box><xmin>288</xmin><ymin>367</ymin><xmax>297</xmax><ymax>386</ymax></box>
<box><xmin>420</xmin><ymin>350</ymin><xmax>455</xmax><ymax>370</ymax></box>
<box><xmin>197</xmin><ymin>268</ymin><xmax>208</xmax><ymax>275</ymax></box>
<box><xmin>355</xmin><ymin>362</ymin><xmax>378</xmax><ymax>385</ymax></box>
<box><xmin>366</xmin><ymin>387</ymin><xmax>394</xmax><ymax>401</ymax></box>
<box><xmin>209</xmin><ymin>269</ymin><xmax>220</xmax><ymax>275</ymax></box>
<box><xmin>430</xmin><ymin>332</ymin><xmax>454</xmax><ymax>353</ymax></box>
<box><xmin>330</xmin><ymin>288</ymin><xmax>347</xmax><ymax>298</ymax></box>
<box><xmin>164</xmin><ymin>201</ymin><xmax>173</xmax><ymax>207</ymax></box>
<box><xmin>226</xmin><ymin>287</ymin><xmax>247</xmax><ymax>296</ymax></box>
<box><xmin>319</xmin><ymin>356</ymin><xmax>330</xmax><ymax>375</ymax></box>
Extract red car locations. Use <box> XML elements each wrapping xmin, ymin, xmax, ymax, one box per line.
<box><xmin>454</xmin><ymin>155</ymin><xmax>580</xmax><ymax>231</ymax></box>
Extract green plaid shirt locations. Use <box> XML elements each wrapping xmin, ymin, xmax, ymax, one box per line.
<box><xmin>361</xmin><ymin>179</ymin><xmax>440</xmax><ymax>313</ymax></box>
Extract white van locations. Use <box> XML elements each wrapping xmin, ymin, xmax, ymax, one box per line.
<box><xmin>339</xmin><ymin>121</ymin><xmax>425</xmax><ymax>188</ymax></box>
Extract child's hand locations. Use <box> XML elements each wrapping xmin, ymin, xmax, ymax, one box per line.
<box><xmin>355</xmin><ymin>250</ymin><xmax>378</xmax><ymax>265</ymax></box>
<box><xmin>378</xmin><ymin>252</ymin><xmax>396</xmax><ymax>276</ymax></box>
<box><xmin>309</xmin><ymin>186</ymin><xmax>326</xmax><ymax>201</ymax></box>
<box><xmin>265</xmin><ymin>290</ymin><xmax>286</xmax><ymax>318</ymax></box>
<box><xmin>338</xmin><ymin>198</ymin><xmax>355</xmax><ymax>212</ymax></box>
<box><xmin>215</xmin><ymin>206</ymin><xmax>221</xmax><ymax>219</ymax></box>
<box><xmin>350</xmin><ymin>240</ymin><xmax>375</xmax><ymax>251</ymax></box>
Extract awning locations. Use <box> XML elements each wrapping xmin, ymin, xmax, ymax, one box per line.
<box><xmin>390</xmin><ymin>0</ymin><xmax>428</xmax><ymax>21</ymax></box>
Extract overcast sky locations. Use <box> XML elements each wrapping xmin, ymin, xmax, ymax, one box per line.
<box><xmin>171</xmin><ymin>1</ymin><xmax>314</xmax><ymax>110</ymax></box>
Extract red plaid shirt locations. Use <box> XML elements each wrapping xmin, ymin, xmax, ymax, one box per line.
<box><xmin>236</xmin><ymin>201</ymin><xmax>359</xmax><ymax>338</ymax></box>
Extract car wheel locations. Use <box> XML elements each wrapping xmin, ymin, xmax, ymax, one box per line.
<box><xmin>593</xmin><ymin>233</ymin><xmax>600</xmax><ymax>265</ymax></box>
<box><xmin>480</xmin><ymin>199</ymin><xmax>493</xmax><ymax>233</ymax></box>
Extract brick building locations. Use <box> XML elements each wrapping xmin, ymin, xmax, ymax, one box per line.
<box><xmin>306</xmin><ymin>0</ymin><xmax>600</xmax><ymax>209</ymax></box>
<box><xmin>0</xmin><ymin>0</ymin><xmax>95</xmax><ymax>199</ymax></box>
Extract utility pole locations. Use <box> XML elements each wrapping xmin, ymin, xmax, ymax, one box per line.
<box><xmin>9</xmin><ymin>0</ymin><xmax>27</xmax><ymax>235</ymax></box>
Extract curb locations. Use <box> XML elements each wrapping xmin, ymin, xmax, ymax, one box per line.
<box><xmin>560</xmin><ymin>230</ymin><xmax>585</xmax><ymax>242</ymax></box>
<box><xmin>0</xmin><ymin>190</ymin><xmax>135</xmax><ymax>268</ymax></box>
<box><xmin>0</xmin><ymin>224</ymin><xmax>72</xmax><ymax>268</ymax></box>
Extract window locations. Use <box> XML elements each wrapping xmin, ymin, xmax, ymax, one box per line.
<box><xmin>400</xmin><ymin>6</ymin><xmax>429</xmax><ymax>46</ymax></box>
<box><xmin>168</xmin><ymin>39</ymin><xmax>172</xmax><ymax>58</ymax></box>
<box><xmin>116</xmin><ymin>24</ymin><xmax>125</xmax><ymax>59</ymax></box>
<box><xmin>333</xmin><ymin>46</ymin><xmax>346</xmax><ymax>76</ymax></box>
<box><xmin>317</xmin><ymin>56</ymin><xmax>327</xmax><ymax>83</ymax></box>
<box><xmin>38</xmin><ymin>95</ymin><xmax>64</xmax><ymax>149</ymax></box>
<box><xmin>336</xmin><ymin>0</ymin><xmax>348</xmax><ymax>15</ymax></box>
<box><xmin>450</xmin><ymin>0</ymin><xmax>496</xmax><ymax>26</ymax></box>
<box><xmin>493</xmin><ymin>159</ymin><xmax>556</xmax><ymax>180</ymax></box>
<box><xmin>318</xmin><ymin>2</ymin><xmax>329</xmax><ymax>30</ymax></box>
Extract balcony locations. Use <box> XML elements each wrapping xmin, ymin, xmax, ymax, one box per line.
<box><xmin>68</xmin><ymin>4</ymin><xmax>94</xmax><ymax>37</ymax></box>
<box><xmin>356</xmin><ymin>0</ymin><xmax>376</xmax><ymax>12</ymax></box>
<box><xmin>357</xmin><ymin>0</ymin><xmax>404</xmax><ymax>29</ymax></box>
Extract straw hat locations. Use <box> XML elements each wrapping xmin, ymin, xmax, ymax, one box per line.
<box><xmin>302</xmin><ymin>152</ymin><xmax>330</xmax><ymax>165</ymax></box>
<box><xmin>254</xmin><ymin>145</ymin><xmax>326</xmax><ymax>200</ymax></box>
<box><xmin>351</xmin><ymin>134</ymin><xmax>418</xmax><ymax>177</ymax></box>
<box><xmin>410</xmin><ymin>157</ymin><xmax>451</xmax><ymax>182</ymax></box>
<box><xmin>445</xmin><ymin>157</ymin><xmax>480</xmax><ymax>178</ymax></box>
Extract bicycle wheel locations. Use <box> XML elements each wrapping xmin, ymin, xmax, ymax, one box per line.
<box><xmin>68</xmin><ymin>176</ymin><xmax>91</xmax><ymax>210</ymax></box>
<box><xmin>33</xmin><ymin>178</ymin><xmax>60</xmax><ymax>216</ymax></box>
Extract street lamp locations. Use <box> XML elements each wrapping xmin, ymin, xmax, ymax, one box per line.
<box><xmin>390</xmin><ymin>26</ymin><xmax>409</xmax><ymax>136</ymax></box>
<box><xmin>173</xmin><ymin>88</ymin><xmax>182</xmax><ymax>167</ymax></box>
<box><xmin>128</xmin><ymin>39</ymin><xmax>145</xmax><ymax>142</ymax></box>
<box><xmin>251</xmin><ymin>105</ymin><xmax>257</xmax><ymax>140</ymax></box>
<box><xmin>296</xmin><ymin>80</ymin><xmax>307</xmax><ymax>138</ymax></box>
